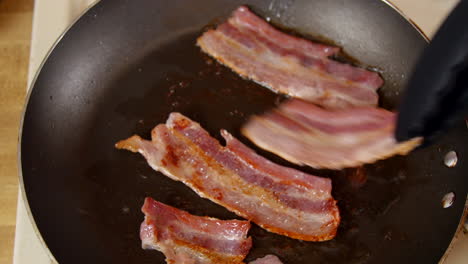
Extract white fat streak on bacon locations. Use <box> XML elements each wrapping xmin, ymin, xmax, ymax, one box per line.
<box><xmin>116</xmin><ymin>113</ymin><xmax>340</xmax><ymax>241</ymax></box>
<box><xmin>221</xmin><ymin>130</ymin><xmax>330</xmax><ymax>202</ymax></box>
<box><xmin>196</xmin><ymin>6</ymin><xmax>383</xmax><ymax>109</ymax></box>
<box><xmin>242</xmin><ymin>99</ymin><xmax>422</xmax><ymax>169</ymax></box>
<box><xmin>140</xmin><ymin>197</ymin><xmax>252</xmax><ymax>264</ymax></box>
<box><xmin>249</xmin><ymin>255</ymin><xmax>284</xmax><ymax>264</ymax></box>
<box><xmin>229</xmin><ymin>6</ymin><xmax>339</xmax><ymax>59</ymax></box>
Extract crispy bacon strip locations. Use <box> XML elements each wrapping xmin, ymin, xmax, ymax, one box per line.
<box><xmin>249</xmin><ymin>255</ymin><xmax>283</xmax><ymax>264</ymax></box>
<box><xmin>140</xmin><ymin>197</ymin><xmax>252</xmax><ymax>264</ymax></box>
<box><xmin>117</xmin><ymin>113</ymin><xmax>340</xmax><ymax>241</ymax></box>
<box><xmin>242</xmin><ymin>99</ymin><xmax>422</xmax><ymax>169</ymax></box>
<box><xmin>197</xmin><ymin>6</ymin><xmax>383</xmax><ymax>108</ymax></box>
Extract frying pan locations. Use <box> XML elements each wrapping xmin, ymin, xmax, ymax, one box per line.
<box><xmin>19</xmin><ymin>0</ymin><xmax>468</xmax><ymax>263</ymax></box>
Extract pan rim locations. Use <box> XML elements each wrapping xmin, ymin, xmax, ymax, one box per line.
<box><xmin>16</xmin><ymin>0</ymin><xmax>436</xmax><ymax>262</ymax></box>
<box><xmin>382</xmin><ymin>0</ymin><xmax>430</xmax><ymax>42</ymax></box>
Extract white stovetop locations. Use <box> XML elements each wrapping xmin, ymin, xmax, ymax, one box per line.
<box><xmin>14</xmin><ymin>0</ymin><xmax>467</xmax><ymax>263</ymax></box>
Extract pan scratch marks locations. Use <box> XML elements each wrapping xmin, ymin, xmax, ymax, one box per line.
<box><xmin>381</xmin><ymin>196</ymin><xmax>401</xmax><ymax>215</ymax></box>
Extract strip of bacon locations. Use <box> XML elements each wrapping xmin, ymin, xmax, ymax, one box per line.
<box><xmin>249</xmin><ymin>255</ymin><xmax>283</xmax><ymax>264</ymax></box>
<box><xmin>242</xmin><ymin>99</ymin><xmax>422</xmax><ymax>169</ymax></box>
<box><xmin>140</xmin><ymin>197</ymin><xmax>252</xmax><ymax>264</ymax></box>
<box><xmin>116</xmin><ymin>113</ymin><xmax>340</xmax><ymax>241</ymax></box>
<box><xmin>197</xmin><ymin>6</ymin><xmax>383</xmax><ymax>109</ymax></box>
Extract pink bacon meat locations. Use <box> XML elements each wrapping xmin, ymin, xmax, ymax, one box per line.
<box><xmin>249</xmin><ymin>255</ymin><xmax>284</xmax><ymax>264</ymax></box>
<box><xmin>242</xmin><ymin>99</ymin><xmax>422</xmax><ymax>169</ymax></box>
<box><xmin>197</xmin><ymin>6</ymin><xmax>383</xmax><ymax>109</ymax></box>
<box><xmin>116</xmin><ymin>113</ymin><xmax>340</xmax><ymax>241</ymax></box>
<box><xmin>140</xmin><ymin>197</ymin><xmax>252</xmax><ymax>264</ymax></box>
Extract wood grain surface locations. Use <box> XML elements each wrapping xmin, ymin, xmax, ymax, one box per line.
<box><xmin>0</xmin><ymin>0</ymin><xmax>33</xmax><ymax>263</ymax></box>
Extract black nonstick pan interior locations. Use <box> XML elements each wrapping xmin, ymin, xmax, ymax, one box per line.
<box><xmin>20</xmin><ymin>0</ymin><xmax>468</xmax><ymax>263</ymax></box>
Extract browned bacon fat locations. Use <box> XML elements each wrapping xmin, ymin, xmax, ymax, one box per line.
<box><xmin>197</xmin><ymin>6</ymin><xmax>383</xmax><ymax>108</ymax></box>
<box><xmin>242</xmin><ymin>99</ymin><xmax>421</xmax><ymax>169</ymax></box>
<box><xmin>249</xmin><ymin>255</ymin><xmax>284</xmax><ymax>264</ymax></box>
<box><xmin>117</xmin><ymin>113</ymin><xmax>340</xmax><ymax>241</ymax></box>
<box><xmin>140</xmin><ymin>197</ymin><xmax>252</xmax><ymax>263</ymax></box>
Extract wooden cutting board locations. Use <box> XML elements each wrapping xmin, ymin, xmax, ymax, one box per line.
<box><xmin>0</xmin><ymin>0</ymin><xmax>33</xmax><ymax>263</ymax></box>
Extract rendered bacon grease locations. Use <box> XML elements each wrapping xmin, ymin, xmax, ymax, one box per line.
<box><xmin>242</xmin><ymin>99</ymin><xmax>422</xmax><ymax>169</ymax></box>
<box><xmin>197</xmin><ymin>6</ymin><xmax>383</xmax><ymax>109</ymax></box>
<box><xmin>140</xmin><ymin>198</ymin><xmax>252</xmax><ymax>263</ymax></box>
<box><xmin>116</xmin><ymin>113</ymin><xmax>340</xmax><ymax>241</ymax></box>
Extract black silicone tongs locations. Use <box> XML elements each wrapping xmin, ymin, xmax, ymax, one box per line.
<box><xmin>396</xmin><ymin>0</ymin><xmax>468</xmax><ymax>145</ymax></box>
